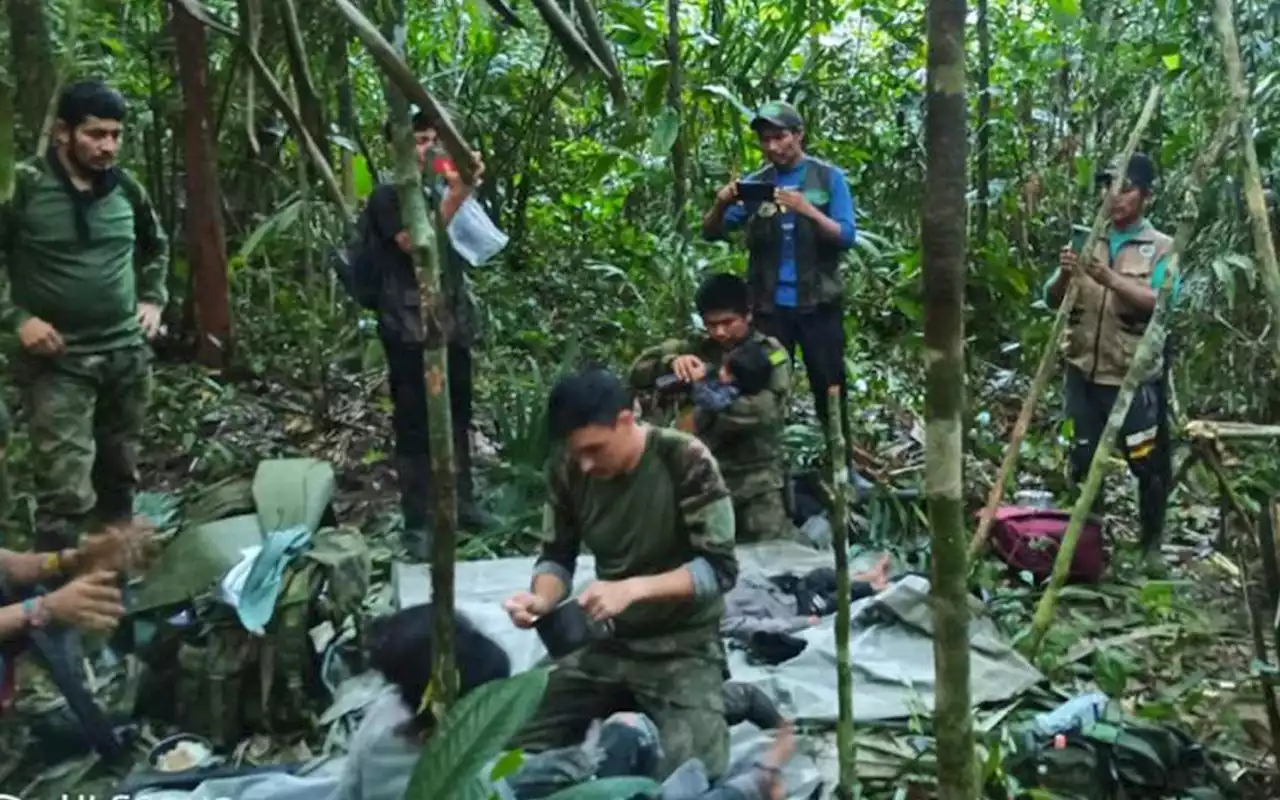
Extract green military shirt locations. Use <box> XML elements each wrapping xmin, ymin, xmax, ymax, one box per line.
<box><xmin>533</xmin><ymin>426</ymin><xmax>738</xmax><ymax>642</ymax></box>
<box><xmin>629</xmin><ymin>329</ymin><xmax>790</xmax><ymax>480</ymax></box>
<box><xmin>0</xmin><ymin>155</ymin><xmax>169</xmax><ymax>354</ymax></box>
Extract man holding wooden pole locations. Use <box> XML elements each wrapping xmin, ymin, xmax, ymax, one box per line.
<box><xmin>1043</xmin><ymin>152</ymin><xmax>1178</xmax><ymax>555</ymax></box>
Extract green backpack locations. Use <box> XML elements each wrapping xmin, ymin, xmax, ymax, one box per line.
<box><xmin>1004</xmin><ymin>700</ymin><xmax>1233</xmax><ymax>799</ymax></box>
<box><xmin>159</xmin><ymin>527</ymin><xmax>371</xmax><ymax>746</ymax></box>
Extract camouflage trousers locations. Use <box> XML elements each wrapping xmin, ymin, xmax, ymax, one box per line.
<box><xmin>511</xmin><ymin>634</ymin><xmax>729</xmax><ymax>780</ymax></box>
<box><xmin>15</xmin><ymin>347</ymin><xmax>151</xmax><ymax>549</ymax></box>
<box><xmin>726</xmin><ymin>469</ymin><xmax>796</xmax><ymax>544</ymax></box>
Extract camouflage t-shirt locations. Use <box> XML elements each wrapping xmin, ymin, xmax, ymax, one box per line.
<box><xmin>534</xmin><ymin>426</ymin><xmax>738</xmax><ymax>640</ymax></box>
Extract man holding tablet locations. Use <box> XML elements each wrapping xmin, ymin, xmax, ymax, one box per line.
<box><xmin>701</xmin><ymin>101</ymin><xmax>858</xmax><ymax>469</ymax></box>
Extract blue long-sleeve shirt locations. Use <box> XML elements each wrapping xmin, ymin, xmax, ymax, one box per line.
<box><xmin>722</xmin><ymin>157</ymin><xmax>857</xmax><ymax>308</ymax></box>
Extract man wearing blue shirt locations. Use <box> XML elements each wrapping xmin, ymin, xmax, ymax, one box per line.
<box><xmin>1043</xmin><ymin>153</ymin><xmax>1177</xmax><ymax>555</ymax></box>
<box><xmin>702</xmin><ymin>101</ymin><xmax>858</xmax><ymax>463</ymax></box>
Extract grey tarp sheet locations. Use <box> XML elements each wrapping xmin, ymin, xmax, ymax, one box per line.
<box><xmin>137</xmin><ymin>542</ymin><xmax>1042</xmax><ymax>800</ymax></box>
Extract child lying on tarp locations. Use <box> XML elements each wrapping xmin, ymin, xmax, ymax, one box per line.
<box><xmin>334</xmin><ymin>603</ymin><xmax>795</xmax><ymax>800</ymax></box>
<box><xmin>723</xmin><ymin>554</ymin><xmax>892</xmax><ymax>664</ymax></box>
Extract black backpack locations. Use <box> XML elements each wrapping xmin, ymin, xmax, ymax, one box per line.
<box><xmin>330</xmin><ymin>202</ymin><xmax>382</xmax><ymax>311</ymax></box>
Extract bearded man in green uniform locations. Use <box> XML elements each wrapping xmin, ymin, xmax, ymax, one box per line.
<box><xmin>630</xmin><ymin>273</ymin><xmax>794</xmax><ymax>543</ymax></box>
<box><xmin>504</xmin><ymin>367</ymin><xmax>738</xmax><ymax>780</ymax></box>
<box><xmin>0</xmin><ymin>80</ymin><xmax>168</xmax><ymax>550</ymax></box>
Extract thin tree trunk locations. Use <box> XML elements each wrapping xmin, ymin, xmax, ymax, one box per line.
<box><xmin>975</xmin><ymin>0</ymin><xmax>991</xmax><ymax>247</ymax></box>
<box><xmin>968</xmin><ymin>85</ymin><xmax>1162</xmax><ymax>560</ymax></box>
<box><xmin>923</xmin><ymin>2</ymin><xmax>974</xmax><ymax>798</ymax></box>
<box><xmin>0</xmin><ymin>30</ymin><xmax>12</xmax><ymax>201</ymax></box>
<box><xmin>5</xmin><ymin>0</ymin><xmax>56</xmax><ymax>154</ymax></box>
<box><xmin>382</xmin><ymin>17</ymin><xmax>460</xmax><ymax>715</ymax></box>
<box><xmin>827</xmin><ymin>387</ymin><xmax>857</xmax><ymax>798</ymax></box>
<box><xmin>172</xmin><ymin>0</ymin><xmax>232</xmax><ymax>369</ymax></box>
<box><xmin>1023</xmin><ymin>109</ymin><xmax>1241</xmax><ymax>658</ymax></box>
<box><xmin>570</xmin><ymin>0</ymin><xmax>625</xmax><ymax>106</ymax></box>
<box><xmin>1214</xmin><ymin>0</ymin><xmax>1280</xmax><ymax>369</ymax></box>
<box><xmin>240</xmin><ymin>0</ymin><xmax>262</xmax><ymax>155</ymax></box>
<box><xmin>278</xmin><ymin>0</ymin><xmax>327</xmax><ymax>155</ymax></box>
<box><xmin>665</xmin><ymin>0</ymin><xmax>690</xmax><ymax>320</ymax></box>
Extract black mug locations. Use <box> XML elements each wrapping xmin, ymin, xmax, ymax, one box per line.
<box><xmin>535</xmin><ymin>599</ymin><xmax>612</xmax><ymax>659</ymax></box>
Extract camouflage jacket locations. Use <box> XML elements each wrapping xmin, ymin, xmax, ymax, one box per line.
<box><xmin>629</xmin><ymin>329</ymin><xmax>790</xmax><ymax>480</ymax></box>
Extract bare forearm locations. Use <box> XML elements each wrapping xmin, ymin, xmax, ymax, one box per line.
<box><xmin>532</xmin><ymin>573</ymin><xmax>569</xmax><ymax>607</ymax></box>
<box><xmin>0</xmin><ymin>548</ymin><xmax>71</xmax><ymax>587</ymax></box>
<box><xmin>1046</xmin><ymin>273</ymin><xmax>1069</xmax><ymax>308</ymax></box>
<box><xmin>701</xmin><ymin>199</ymin><xmax>729</xmax><ymax>239</ymax></box>
<box><xmin>1106</xmin><ymin>276</ymin><xmax>1157</xmax><ymax>316</ymax></box>
<box><xmin>627</xmin><ymin>566</ymin><xmax>696</xmax><ymax>604</ymax></box>
<box><xmin>804</xmin><ymin>208</ymin><xmax>844</xmax><ymax>243</ymax></box>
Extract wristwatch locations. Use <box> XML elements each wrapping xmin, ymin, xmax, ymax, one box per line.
<box><xmin>22</xmin><ymin>597</ymin><xmax>51</xmax><ymax>629</ymax></box>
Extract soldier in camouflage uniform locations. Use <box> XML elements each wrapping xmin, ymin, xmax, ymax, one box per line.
<box><xmin>363</xmin><ymin>108</ymin><xmax>490</xmax><ymax>559</ymax></box>
<box><xmin>0</xmin><ymin>81</ymin><xmax>168</xmax><ymax>551</ymax></box>
<box><xmin>631</xmin><ymin>273</ymin><xmax>795</xmax><ymax>543</ymax></box>
<box><xmin>504</xmin><ymin>367</ymin><xmax>739</xmax><ymax>780</ymax></box>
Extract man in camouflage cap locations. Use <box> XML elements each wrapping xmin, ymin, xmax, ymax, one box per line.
<box><xmin>702</xmin><ymin>100</ymin><xmax>858</xmax><ymax>469</ymax></box>
<box><xmin>630</xmin><ymin>273</ymin><xmax>795</xmax><ymax>543</ymax></box>
<box><xmin>1044</xmin><ymin>152</ymin><xmax>1179</xmax><ymax>554</ymax></box>
<box><xmin>0</xmin><ymin>79</ymin><xmax>167</xmax><ymax>550</ymax></box>
<box><xmin>504</xmin><ymin>367</ymin><xmax>738</xmax><ymax>780</ymax></box>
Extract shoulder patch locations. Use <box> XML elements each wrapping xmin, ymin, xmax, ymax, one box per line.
<box><xmin>768</xmin><ymin>349</ymin><xmax>787</xmax><ymax>366</ymax></box>
<box><xmin>1139</xmin><ymin>243</ymin><xmax>1155</xmax><ymax>259</ymax></box>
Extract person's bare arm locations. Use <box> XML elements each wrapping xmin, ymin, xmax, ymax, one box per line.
<box><xmin>0</xmin><ymin>548</ymin><xmax>72</xmax><ymax>588</ymax></box>
<box><xmin>0</xmin><ymin>602</ymin><xmax>28</xmax><ymax>641</ymax></box>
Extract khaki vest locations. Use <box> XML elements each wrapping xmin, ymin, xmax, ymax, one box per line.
<box><xmin>1063</xmin><ymin>223</ymin><xmax>1173</xmax><ymax>386</ymax></box>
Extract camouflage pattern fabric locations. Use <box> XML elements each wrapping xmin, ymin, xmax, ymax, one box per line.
<box><xmin>728</xmin><ymin>469</ymin><xmax>796</xmax><ymax>544</ymax></box>
<box><xmin>630</xmin><ymin>330</ymin><xmax>795</xmax><ymax>542</ymax></box>
<box><xmin>14</xmin><ymin>347</ymin><xmax>151</xmax><ymax>549</ymax></box>
<box><xmin>511</xmin><ymin>632</ymin><xmax>729</xmax><ymax>781</ymax></box>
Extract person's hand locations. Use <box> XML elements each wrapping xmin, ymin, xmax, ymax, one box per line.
<box><xmin>137</xmin><ymin>302</ymin><xmax>164</xmax><ymax>340</ymax></box>
<box><xmin>578</xmin><ymin>579</ymin><xmax>639</xmax><ymax>622</ymax></box>
<box><xmin>18</xmin><ymin>317</ymin><xmax>64</xmax><ymax>357</ymax></box>
<box><xmin>74</xmin><ymin>517</ymin><xmax>159</xmax><ymax>576</ymax></box>
<box><xmin>503</xmin><ymin>591</ymin><xmax>554</xmax><ymax>629</ymax></box>
<box><xmin>1059</xmin><ymin>246</ymin><xmax>1078</xmax><ymax>278</ymax></box>
<box><xmin>775</xmin><ymin>189</ymin><xmax>814</xmax><ymax>217</ymax></box>
<box><xmin>43</xmin><ymin>571</ymin><xmax>126</xmax><ymax>632</ymax></box>
<box><xmin>671</xmin><ymin>355</ymin><xmax>707</xmax><ymax>383</ymax></box>
<box><xmin>715</xmin><ymin>180</ymin><xmax>740</xmax><ymax>206</ymax></box>
<box><xmin>1081</xmin><ymin>253</ymin><xmax>1114</xmax><ymax>288</ymax></box>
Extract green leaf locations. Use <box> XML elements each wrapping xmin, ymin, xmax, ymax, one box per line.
<box><xmin>353</xmin><ymin>155</ymin><xmax>375</xmax><ymax>201</ymax></box>
<box><xmin>252</xmin><ymin>458</ymin><xmax>336</xmax><ymax>533</ymax></box>
<box><xmin>650</xmin><ymin>108</ymin><xmax>680</xmax><ymax>155</ymax></box>
<box><xmin>1048</xmin><ymin>0</ymin><xmax>1080</xmax><ymax>25</ymax></box>
<box><xmin>543</xmin><ymin>777</ymin><xmax>664</xmax><ymax>799</ymax></box>
<box><xmin>488</xmin><ymin>749</ymin><xmax>525</xmax><ymax>782</ymax></box>
<box><xmin>642</xmin><ymin>64</ymin><xmax>670</xmax><ymax>115</ymax></box>
<box><xmin>403</xmin><ymin>668</ymin><xmax>551</xmax><ymax>800</ymax></box>
<box><xmin>1161</xmin><ymin>53</ymin><xmax>1180</xmax><ymax>71</ymax></box>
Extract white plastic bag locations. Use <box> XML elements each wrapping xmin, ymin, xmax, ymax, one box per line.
<box><xmin>446</xmin><ymin>195</ymin><xmax>509</xmax><ymax>266</ymax></box>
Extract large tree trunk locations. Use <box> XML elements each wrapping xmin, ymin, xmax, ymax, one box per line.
<box><xmin>5</xmin><ymin>0</ymin><xmax>56</xmax><ymax>154</ymax></box>
<box><xmin>922</xmin><ymin>1</ymin><xmax>975</xmax><ymax>798</ymax></box>
<box><xmin>172</xmin><ymin>0</ymin><xmax>232</xmax><ymax>368</ymax></box>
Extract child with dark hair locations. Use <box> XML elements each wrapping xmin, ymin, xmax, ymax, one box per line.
<box><xmin>690</xmin><ymin>339</ymin><xmax>775</xmax><ymax>416</ymax></box>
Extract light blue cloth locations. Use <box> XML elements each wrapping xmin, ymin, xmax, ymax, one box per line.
<box><xmin>236</xmin><ymin>525</ymin><xmax>312</xmax><ymax>635</ymax></box>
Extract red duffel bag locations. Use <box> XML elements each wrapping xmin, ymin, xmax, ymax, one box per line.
<box><xmin>985</xmin><ymin>506</ymin><xmax>1108</xmax><ymax>584</ymax></box>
